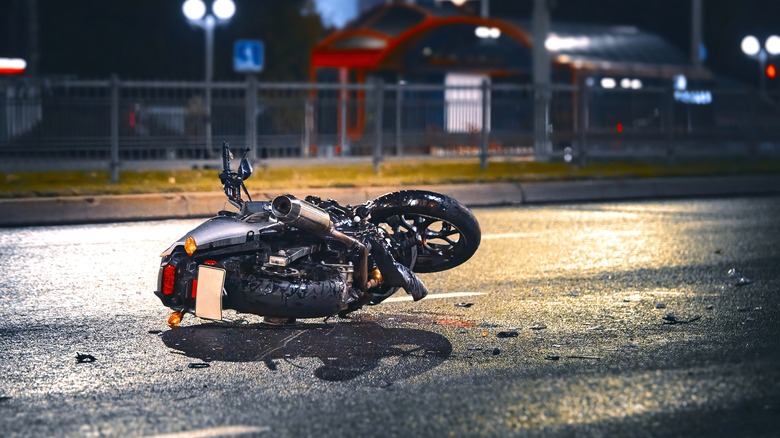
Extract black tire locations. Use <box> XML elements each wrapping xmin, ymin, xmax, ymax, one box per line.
<box><xmin>369</xmin><ymin>190</ymin><xmax>481</xmax><ymax>273</ymax></box>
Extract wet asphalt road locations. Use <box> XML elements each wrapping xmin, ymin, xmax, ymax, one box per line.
<box><xmin>1</xmin><ymin>196</ymin><xmax>780</xmax><ymax>437</ymax></box>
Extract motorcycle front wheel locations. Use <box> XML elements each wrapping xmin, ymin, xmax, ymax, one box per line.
<box><xmin>369</xmin><ymin>190</ymin><xmax>481</xmax><ymax>274</ymax></box>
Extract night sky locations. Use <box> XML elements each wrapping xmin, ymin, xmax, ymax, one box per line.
<box><xmin>1</xmin><ymin>0</ymin><xmax>779</xmax><ymax>87</ymax></box>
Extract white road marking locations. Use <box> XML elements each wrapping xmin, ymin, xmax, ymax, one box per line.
<box><xmin>146</xmin><ymin>425</ymin><xmax>271</xmax><ymax>438</ymax></box>
<box><xmin>384</xmin><ymin>291</ymin><xmax>486</xmax><ymax>303</ymax></box>
<box><xmin>481</xmin><ymin>232</ymin><xmax>541</xmax><ymax>240</ymax></box>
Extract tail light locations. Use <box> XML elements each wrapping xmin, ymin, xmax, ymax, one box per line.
<box><xmin>162</xmin><ymin>264</ymin><xmax>176</xmax><ymax>295</ymax></box>
<box><xmin>191</xmin><ymin>279</ymin><xmax>198</xmax><ymax>298</ymax></box>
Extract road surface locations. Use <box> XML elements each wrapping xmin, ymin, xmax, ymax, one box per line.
<box><xmin>1</xmin><ymin>196</ymin><xmax>779</xmax><ymax>437</ymax></box>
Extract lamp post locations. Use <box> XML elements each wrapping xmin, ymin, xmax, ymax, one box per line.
<box><xmin>183</xmin><ymin>0</ymin><xmax>235</xmax><ymax>154</ymax></box>
<box><xmin>741</xmin><ymin>35</ymin><xmax>780</xmax><ymax>94</ymax></box>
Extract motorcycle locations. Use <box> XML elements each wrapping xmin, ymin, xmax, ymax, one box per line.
<box><xmin>155</xmin><ymin>142</ymin><xmax>481</xmax><ymax>326</ymax></box>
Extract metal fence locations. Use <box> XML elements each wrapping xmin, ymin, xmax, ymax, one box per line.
<box><xmin>2</xmin><ymin>76</ymin><xmax>780</xmax><ymax>176</ymax></box>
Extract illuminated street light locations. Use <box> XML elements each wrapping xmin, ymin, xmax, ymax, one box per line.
<box><xmin>183</xmin><ymin>0</ymin><xmax>235</xmax><ymax>153</ymax></box>
<box><xmin>440</xmin><ymin>0</ymin><xmax>489</xmax><ymax>17</ymax></box>
<box><xmin>741</xmin><ymin>36</ymin><xmax>760</xmax><ymax>57</ymax></box>
<box><xmin>182</xmin><ymin>0</ymin><xmax>206</xmax><ymax>20</ymax></box>
<box><xmin>741</xmin><ymin>34</ymin><xmax>780</xmax><ymax>94</ymax></box>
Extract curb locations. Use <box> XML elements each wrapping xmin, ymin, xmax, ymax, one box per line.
<box><xmin>2</xmin><ymin>175</ymin><xmax>780</xmax><ymax>227</ymax></box>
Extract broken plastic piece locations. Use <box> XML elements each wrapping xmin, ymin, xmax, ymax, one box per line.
<box><xmin>726</xmin><ymin>268</ymin><xmax>752</xmax><ymax>287</ymax></box>
<box><xmin>496</xmin><ymin>330</ymin><xmax>519</xmax><ymax>338</ymax></box>
<box><xmin>76</xmin><ymin>352</ymin><xmax>96</xmax><ymax>364</ymax></box>
<box><xmin>188</xmin><ymin>363</ymin><xmax>210</xmax><ymax>369</ymax></box>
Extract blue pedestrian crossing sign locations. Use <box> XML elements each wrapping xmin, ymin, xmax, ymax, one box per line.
<box><xmin>234</xmin><ymin>40</ymin><xmax>264</xmax><ymax>73</ymax></box>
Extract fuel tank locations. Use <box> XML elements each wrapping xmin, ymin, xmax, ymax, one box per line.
<box><xmin>160</xmin><ymin>215</ymin><xmax>278</xmax><ymax>257</ymax></box>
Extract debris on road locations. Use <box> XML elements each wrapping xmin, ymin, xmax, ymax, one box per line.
<box><xmin>655</xmin><ymin>302</ymin><xmax>667</xmax><ymax>309</ymax></box>
<box><xmin>496</xmin><ymin>330</ymin><xmax>519</xmax><ymax>338</ymax></box>
<box><xmin>76</xmin><ymin>353</ymin><xmax>97</xmax><ymax>364</ymax></box>
<box><xmin>454</xmin><ymin>302</ymin><xmax>473</xmax><ymax>308</ymax></box>
<box><xmin>188</xmin><ymin>362</ymin><xmax>210</xmax><ymax>369</ymax></box>
<box><xmin>529</xmin><ymin>323</ymin><xmax>547</xmax><ymax>331</ymax></box>
<box><xmin>491</xmin><ymin>348</ymin><xmax>501</xmax><ymax>355</ymax></box>
<box><xmin>436</xmin><ymin>318</ymin><xmax>476</xmax><ymax>328</ymax></box>
<box><xmin>662</xmin><ymin>313</ymin><xmax>702</xmax><ymax>325</ymax></box>
<box><xmin>726</xmin><ymin>268</ymin><xmax>752</xmax><ymax>287</ymax></box>
<box><xmin>545</xmin><ymin>354</ymin><xmax>600</xmax><ymax>361</ymax></box>
<box><xmin>148</xmin><ymin>330</ymin><xmax>162</xmax><ymax>335</ymax></box>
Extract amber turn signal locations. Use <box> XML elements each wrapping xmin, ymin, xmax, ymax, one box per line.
<box><xmin>184</xmin><ymin>236</ymin><xmax>197</xmax><ymax>256</ymax></box>
<box><xmin>168</xmin><ymin>311</ymin><xmax>183</xmax><ymax>327</ymax></box>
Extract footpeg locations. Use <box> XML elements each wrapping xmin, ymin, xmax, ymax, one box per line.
<box><xmin>395</xmin><ymin>261</ymin><xmax>428</xmax><ymax>301</ymax></box>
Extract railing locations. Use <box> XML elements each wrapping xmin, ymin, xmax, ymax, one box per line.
<box><xmin>1</xmin><ymin>76</ymin><xmax>779</xmax><ymax>179</ymax></box>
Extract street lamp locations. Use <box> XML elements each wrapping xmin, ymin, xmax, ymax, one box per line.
<box><xmin>741</xmin><ymin>34</ymin><xmax>780</xmax><ymax>93</ymax></box>
<box><xmin>183</xmin><ymin>0</ymin><xmax>235</xmax><ymax>153</ymax></box>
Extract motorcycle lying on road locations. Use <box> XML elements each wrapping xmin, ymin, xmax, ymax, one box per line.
<box><xmin>155</xmin><ymin>142</ymin><xmax>481</xmax><ymax>326</ymax></box>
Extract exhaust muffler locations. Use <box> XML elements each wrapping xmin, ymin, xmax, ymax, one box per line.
<box><xmin>272</xmin><ymin>195</ymin><xmax>368</xmax><ymax>291</ymax></box>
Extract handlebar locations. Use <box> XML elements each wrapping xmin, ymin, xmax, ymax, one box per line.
<box><xmin>222</xmin><ymin>141</ymin><xmax>232</xmax><ymax>172</ymax></box>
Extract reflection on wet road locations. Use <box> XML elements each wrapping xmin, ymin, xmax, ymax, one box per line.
<box><xmin>1</xmin><ymin>197</ymin><xmax>779</xmax><ymax>437</ymax></box>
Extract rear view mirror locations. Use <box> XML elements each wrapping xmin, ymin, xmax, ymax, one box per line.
<box><xmin>238</xmin><ymin>158</ymin><xmax>253</xmax><ymax>180</ymax></box>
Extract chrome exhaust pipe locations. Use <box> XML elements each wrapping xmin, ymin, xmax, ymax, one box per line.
<box><xmin>271</xmin><ymin>194</ymin><xmax>332</xmax><ymax>235</ymax></box>
<box><xmin>272</xmin><ymin>195</ymin><xmax>368</xmax><ymax>291</ymax></box>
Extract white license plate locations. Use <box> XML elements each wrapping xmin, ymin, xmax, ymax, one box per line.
<box><xmin>195</xmin><ymin>265</ymin><xmax>225</xmax><ymax>321</ymax></box>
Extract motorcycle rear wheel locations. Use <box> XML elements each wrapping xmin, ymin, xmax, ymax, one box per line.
<box><xmin>369</xmin><ymin>190</ymin><xmax>481</xmax><ymax>273</ymax></box>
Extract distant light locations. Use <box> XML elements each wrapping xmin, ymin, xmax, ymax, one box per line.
<box><xmin>766</xmin><ymin>35</ymin><xmax>780</xmax><ymax>56</ymax></box>
<box><xmin>600</xmin><ymin>77</ymin><xmax>616</xmax><ymax>89</ymax></box>
<box><xmin>183</xmin><ymin>0</ymin><xmax>206</xmax><ymax>20</ymax></box>
<box><xmin>0</xmin><ymin>58</ymin><xmax>26</xmax><ymax>75</ymax></box>
<box><xmin>451</xmin><ymin>0</ymin><xmax>468</xmax><ymax>5</ymax></box>
<box><xmin>767</xmin><ymin>63</ymin><xmax>777</xmax><ymax>79</ymax></box>
<box><xmin>674</xmin><ymin>90</ymin><xmax>713</xmax><ymax>105</ymax></box>
<box><xmin>475</xmin><ymin>26</ymin><xmax>500</xmax><ymax>39</ymax></box>
<box><xmin>545</xmin><ymin>34</ymin><xmax>590</xmax><ymax>52</ymax></box>
<box><xmin>616</xmin><ymin>123</ymin><xmax>623</xmax><ymax>133</ymax></box>
<box><xmin>674</xmin><ymin>74</ymin><xmax>687</xmax><ymax>91</ymax></box>
<box><xmin>741</xmin><ymin>35</ymin><xmax>760</xmax><ymax>56</ymax></box>
<box><xmin>620</xmin><ymin>78</ymin><xmax>631</xmax><ymax>88</ymax></box>
<box><xmin>212</xmin><ymin>0</ymin><xmax>235</xmax><ymax>20</ymax></box>
<box><xmin>630</xmin><ymin>79</ymin><xmax>642</xmax><ymax>89</ymax></box>
<box><xmin>563</xmin><ymin>146</ymin><xmax>573</xmax><ymax>163</ymax></box>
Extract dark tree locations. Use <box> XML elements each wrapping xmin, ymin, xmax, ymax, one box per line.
<box><xmin>0</xmin><ymin>0</ymin><xmax>326</xmax><ymax>80</ymax></box>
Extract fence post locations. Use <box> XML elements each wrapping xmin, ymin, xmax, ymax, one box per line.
<box><xmin>110</xmin><ymin>74</ymin><xmax>120</xmax><ymax>184</ymax></box>
<box><xmin>666</xmin><ymin>87</ymin><xmax>676</xmax><ymax>164</ymax></box>
<box><xmin>577</xmin><ymin>78</ymin><xmax>588</xmax><ymax>166</ymax></box>
<box><xmin>339</xmin><ymin>68</ymin><xmax>349</xmax><ymax>156</ymax></box>
<box><xmin>395</xmin><ymin>81</ymin><xmax>404</xmax><ymax>157</ymax></box>
<box><xmin>373</xmin><ymin>79</ymin><xmax>384</xmax><ymax>173</ymax></box>
<box><xmin>748</xmin><ymin>89</ymin><xmax>758</xmax><ymax>158</ymax></box>
<box><xmin>245</xmin><ymin>74</ymin><xmax>258</xmax><ymax>160</ymax></box>
<box><xmin>480</xmin><ymin>79</ymin><xmax>490</xmax><ymax>170</ymax></box>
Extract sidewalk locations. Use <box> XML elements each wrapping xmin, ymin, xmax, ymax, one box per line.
<box><xmin>2</xmin><ymin>174</ymin><xmax>780</xmax><ymax>227</ymax></box>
